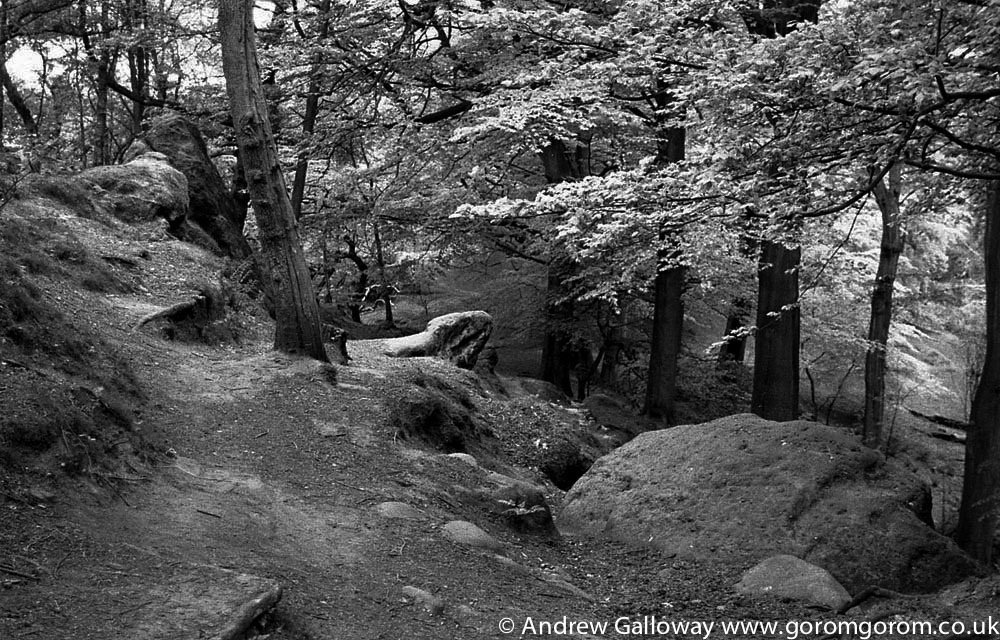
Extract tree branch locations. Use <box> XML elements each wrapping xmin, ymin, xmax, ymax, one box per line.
<box><xmin>935</xmin><ymin>75</ymin><xmax>1000</xmax><ymax>102</ymax></box>
<box><xmin>415</xmin><ymin>99</ymin><xmax>472</xmax><ymax>124</ymax></box>
<box><xmin>105</xmin><ymin>77</ymin><xmax>183</xmax><ymax>110</ymax></box>
<box><xmin>920</xmin><ymin>119</ymin><xmax>1000</xmax><ymax>162</ymax></box>
<box><xmin>904</xmin><ymin>159</ymin><xmax>1000</xmax><ymax>181</ymax></box>
<box><xmin>0</xmin><ymin>63</ymin><xmax>38</xmax><ymax>134</ymax></box>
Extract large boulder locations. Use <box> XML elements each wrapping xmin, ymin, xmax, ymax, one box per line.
<box><xmin>558</xmin><ymin>414</ymin><xmax>980</xmax><ymax>593</ymax></box>
<box><xmin>144</xmin><ymin>113</ymin><xmax>251</xmax><ymax>258</ymax></box>
<box><xmin>382</xmin><ymin>311</ymin><xmax>493</xmax><ymax>369</ymax></box>
<box><xmin>78</xmin><ymin>152</ymin><xmax>189</xmax><ymax>226</ymax></box>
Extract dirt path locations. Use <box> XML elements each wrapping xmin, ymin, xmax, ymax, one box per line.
<box><xmin>2</xmin><ymin>299</ymin><xmax>608</xmax><ymax>639</ymax></box>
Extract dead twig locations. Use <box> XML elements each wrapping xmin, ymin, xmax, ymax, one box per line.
<box><xmin>0</xmin><ymin>564</ymin><xmax>39</xmax><ymax>581</ymax></box>
<box><xmin>53</xmin><ymin>551</ymin><xmax>72</xmax><ymax>576</ymax></box>
<box><xmin>0</xmin><ymin>490</ymin><xmax>29</xmax><ymax>505</ymax></box>
<box><xmin>116</xmin><ymin>600</ymin><xmax>154</xmax><ymax>616</ymax></box>
<box><xmin>196</xmin><ymin>508</ymin><xmax>223</xmax><ymax>519</ymax></box>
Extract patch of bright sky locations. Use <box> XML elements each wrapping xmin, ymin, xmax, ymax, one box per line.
<box><xmin>5</xmin><ymin>48</ymin><xmax>44</xmax><ymax>86</ymax></box>
<box><xmin>5</xmin><ymin>0</ymin><xmax>275</xmax><ymax>86</ymax></box>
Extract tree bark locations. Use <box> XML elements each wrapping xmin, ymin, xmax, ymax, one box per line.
<box><xmin>742</xmin><ymin>0</ymin><xmax>817</xmax><ymax>425</ymax></box>
<box><xmin>644</xmin><ymin>126</ymin><xmax>686</xmax><ymax>424</ymax></box>
<box><xmin>956</xmin><ymin>179</ymin><xmax>1000</xmax><ymax>564</ymax></box>
<box><xmin>862</xmin><ymin>164</ymin><xmax>904</xmax><ymax>449</ymax></box>
<box><xmin>645</xmin><ymin>259</ymin><xmax>685</xmax><ymax>422</ymax></box>
<box><xmin>92</xmin><ymin>49</ymin><xmax>112</xmax><ymax>166</ymax></box>
<box><xmin>751</xmin><ymin>239</ymin><xmax>801</xmax><ymax>421</ymax></box>
<box><xmin>219</xmin><ymin>0</ymin><xmax>328</xmax><ymax>362</ymax></box>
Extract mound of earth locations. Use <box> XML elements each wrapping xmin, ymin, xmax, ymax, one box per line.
<box><xmin>558</xmin><ymin>413</ymin><xmax>980</xmax><ymax>593</ymax></box>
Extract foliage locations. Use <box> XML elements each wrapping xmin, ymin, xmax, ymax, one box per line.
<box><xmin>3</xmin><ymin>0</ymin><xmax>997</xmax><ymax>412</ymax></box>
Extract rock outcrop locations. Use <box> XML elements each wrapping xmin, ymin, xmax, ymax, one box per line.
<box><xmin>736</xmin><ymin>554</ymin><xmax>852</xmax><ymax>610</ymax></box>
<box><xmin>382</xmin><ymin>311</ymin><xmax>493</xmax><ymax>369</ymax></box>
<box><xmin>78</xmin><ymin>152</ymin><xmax>189</xmax><ymax>226</ymax></box>
<box><xmin>558</xmin><ymin>413</ymin><xmax>980</xmax><ymax>593</ymax></box>
<box><xmin>144</xmin><ymin>113</ymin><xmax>251</xmax><ymax>258</ymax></box>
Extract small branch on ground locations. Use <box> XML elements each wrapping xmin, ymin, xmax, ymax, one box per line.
<box><xmin>836</xmin><ymin>586</ymin><xmax>910</xmax><ymax>614</ymax></box>
<box><xmin>134</xmin><ymin>296</ymin><xmax>205</xmax><ymax>330</ymax></box>
<box><xmin>0</xmin><ymin>564</ymin><xmax>40</xmax><ymax>581</ymax></box>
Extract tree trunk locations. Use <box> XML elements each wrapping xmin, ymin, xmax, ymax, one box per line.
<box><xmin>863</xmin><ymin>164</ymin><xmax>904</xmax><ymax>449</ymax></box>
<box><xmin>644</xmin><ymin>126</ymin><xmax>686</xmax><ymax>424</ymax></box>
<box><xmin>218</xmin><ymin>0</ymin><xmax>328</xmax><ymax>362</ymax></box>
<box><xmin>371</xmin><ymin>217</ymin><xmax>394</xmax><ymax>327</ymax></box>
<box><xmin>539</xmin><ymin>138</ymin><xmax>585</xmax><ymax>396</ymax></box>
<box><xmin>751</xmin><ymin>239</ymin><xmax>801</xmax><ymax>421</ymax></box>
<box><xmin>598</xmin><ymin>300</ymin><xmax>626</xmax><ymax>389</ymax></box>
<box><xmin>718</xmin><ymin>298</ymin><xmax>749</xmax><ymax>364</ymax></box>
<box><xmin>540</xmin><ymin>257</ymin><xmax>575</xmax><ymax>397</ymax></box>
<box><xmin>956</xmin><ymin>179</ymin><xmax>1000</xmax><ymax>564</ymax></box>
<box><xmin>645</xmin><ymin>260</ymin><xmax>685</xmax><ymax>423</ymax></box>
<box><xmin>92</xmin><ymin>49</ymin><xmax>112</xmax><ymax>166</ymax></box>
<box><xmin>741</xmin><ymin>0</ymin><xmax>816</xmax><ymax>424</ymax></box>
<box><xmin>340</xmin><ymin>234</ymin><xmax>368</xmax><ymax>323</ymax></box>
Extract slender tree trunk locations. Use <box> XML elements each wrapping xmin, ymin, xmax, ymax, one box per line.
<box><xmin>74</xmin><ymin>43</ymin><xmax>87</xmax><ymax>166</ymax></box>
<box><xmin>92</xmin><ymin>50</ymin><xmax>112</xmax><ymax>166</ymax></box>
<box><xmin>541</xmin><ymin>257</ymin><xmax>575</xmax><ymax>397</ymax></box>
<box><xmin>340</xmin><ymin>234</ymin><xmax>368</xmax><ymax>323</ymax></box>
<box><xmin>371</xmin><ymin>217</ymin><xmax>394</xmax><ymax>327</ymax></box>
<box><xmin>718</xmin><ymin>298</ymin><xmax>749</xmax><ymax>364</ymax></box>
<box><xmin>863</xmin><ymin>164</ymin><xmax>904</xmax><ymax>448</ymax></box>
<box><xmin>644</xmin><ymin>126</ymin><xmax>686</xmax><ymax>424</ymax></box>
<box><xmin>128</xmin><ymin>48</ymin><xmax>148</xmax><ymax>134</ymax></box>
<box><xmin>219</xmin><ymin>0</ymin><xmax>328</xmax><ymax>362</ymax></box>
<box><xmin>290</xmin><ymin>0</ymin><xmax>331</xmax><ymax>220</ymax></box>
<box><xmin>751</xmin><ymin>238</ymin><xmax>801</xmax><ymax>421</ymax></box>
<box><xmin>598</xmin><ymin>300</ymin><xmax>626</xmax><ymax>389</ymax></box>
<box><xmin>956</xmin><ymin>179</ymin><xmax>1000</xmax><ymax>564</ymax></box>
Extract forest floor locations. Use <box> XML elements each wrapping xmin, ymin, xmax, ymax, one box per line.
<box><xmin>0</xmin><ymin>189</ymin><xmax>995</xmax><ymax>640</ymax></box>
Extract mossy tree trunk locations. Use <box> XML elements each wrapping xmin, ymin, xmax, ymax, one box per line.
<box><xmin>218</xmin><ymin>0</ymin><xmax>328</xmax><ymax>362</ymax></box>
